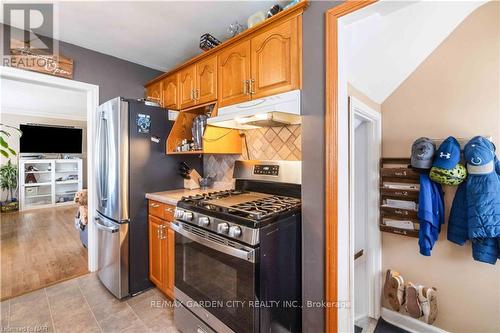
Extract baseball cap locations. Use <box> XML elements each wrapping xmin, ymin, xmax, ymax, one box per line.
<box><xmin>433</xmin><ymin>136</ymin><xmax>461</xmax><ymax>170</ymax></box>
<box><xmin>464</xmin><ymin>136</ymin><xmax>496</xmax><ymax>166</ymax></box>
<box><xmin>411</xmin><ymin>137</ymin><xmax>435</xmax><ymax>169</ymax></box>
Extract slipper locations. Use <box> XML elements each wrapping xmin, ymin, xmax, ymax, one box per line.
<box><xmin>419</xmin><ymin>287</ymin><xmax>438</xmax><ymax>325</ymax></box>
<box><xmin>383</xmin><ymin>269</ymin><xmax>405</xmax><ymax>311</ymax></box>
<box><xmin>405</xmin><ymin>283</ymin><xmax>423</xmax><ymax>318</ymax></box>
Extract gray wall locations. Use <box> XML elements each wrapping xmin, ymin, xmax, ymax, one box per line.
<box><xmin>301</xmin><ymin>1</ymin><xmax>339</xmax><ymax>331</ymax></box>
<box><xmin>1</xmin><ymin>24</ymin><xmax>161</xmax><ymax>103</ymax></box>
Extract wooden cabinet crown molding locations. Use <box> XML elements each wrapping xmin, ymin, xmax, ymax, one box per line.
<box><xmin>145</xmin><ymin>0</ymin><xmax>308</xmax><ymax>88</ymax></box>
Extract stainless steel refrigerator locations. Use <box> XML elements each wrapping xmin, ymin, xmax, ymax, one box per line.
<box><xmin>95</xmin><ymin>97</ymin><xmax>202</xmax><ymax>299</ymax></box>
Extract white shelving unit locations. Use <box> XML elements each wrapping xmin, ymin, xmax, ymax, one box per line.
<box><xmin>19</xmin><ymin>159</ymin><xmax>83</xmax><ymax>211</ymax></box>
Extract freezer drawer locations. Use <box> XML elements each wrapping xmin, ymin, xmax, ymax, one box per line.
<box><xmin>95</xmin><ymin>212</ymin><xmax>129</xmax><ymax>299</ymax></box>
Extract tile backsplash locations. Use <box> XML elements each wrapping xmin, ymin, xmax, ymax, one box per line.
<box><xmin>204</xmin><ymin>125</ymin><xmax>301</xmax><ymax>183</ymax></box>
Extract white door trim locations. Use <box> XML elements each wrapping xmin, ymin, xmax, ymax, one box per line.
<box><xmin>349</xmin><ymin>96</ymin><xmax>382</xmax><ymax>323</ymax></box>
<box><xmin>1</xmin><ymin>66</ymin><xmax>99</xmax><ymax>272</ymax></box>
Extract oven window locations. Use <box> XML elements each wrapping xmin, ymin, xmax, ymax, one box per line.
<box><xmin>184</xmin><ymin>244</ymin><xmax>238</xmax><ymax>302</ymax></box>
<box><xmin>175</xmin><ymin>233</ymin><xmax>256</xmax><ymax>333</ymax></box>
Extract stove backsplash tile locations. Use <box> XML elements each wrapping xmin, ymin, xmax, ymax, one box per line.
<box><xmin>204</xmin><ymin>125</ymin><xmax>301</xmax><ymax>182</ymax></box>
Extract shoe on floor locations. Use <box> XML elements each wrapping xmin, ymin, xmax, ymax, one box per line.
<box><xmin>384</xmin><ymin>269</ymin><xmax>405</xmax><ymax>311</ymax></box>
<box><xmin>405</xmin><ymin>283</ymin><xmax>423</xmax><ymax>319</ymax></box>
<box><xmin>418</xmin><ymin>287</ymin><xmax>438</xmax><ymax>325</ymax></box>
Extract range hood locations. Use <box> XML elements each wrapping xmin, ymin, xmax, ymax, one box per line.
<box><xmin>207</xmin><ymin>90</ymin><xmax>301</xmax><ymax>129</ymax></box>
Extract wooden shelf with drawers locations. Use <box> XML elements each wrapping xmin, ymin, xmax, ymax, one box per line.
<box><xmin>379</xmin><ymin>158</ymin><xmax>420</xmax><ymax>238</ymax></box>
<box><xmin>148</xmin><ymin>199</ymin><xmax>175</xmax><ymax>299</ymax></box>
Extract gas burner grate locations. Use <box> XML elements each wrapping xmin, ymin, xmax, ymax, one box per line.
<box><xmin>183</xmin><ymin>190</ymin><xmax>244</xmax><ymax>202</ymax></box>
<box><xmin>229</xmin><ymin>196</ymin><xmax>301</xmax><ymax>220</ymax></box>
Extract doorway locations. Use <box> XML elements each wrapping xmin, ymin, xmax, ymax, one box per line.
<box><xmin>349</xmin><ymin>97</ymin><xmax>382</xmax><ymax>332</ymax></box>
<box><xmin>0</xmin><ymin>66</ymin><xmax>99</xmax><ymax>299</ymax></box>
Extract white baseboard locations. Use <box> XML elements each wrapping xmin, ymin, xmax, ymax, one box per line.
<box><xmin>381</xmin><ymin>308</ymin><xmax>449</xmax><ymax>333</ymax></box>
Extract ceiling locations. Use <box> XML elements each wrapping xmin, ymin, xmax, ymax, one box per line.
<box><xmin>2</xmin><ymin>1</ymin><xmax>285</xmax><ymax>71</ymax></box>
<box><xmin>341</xmin><ymin>0</ymin><xmax>486</xmax><ymax>104</ymax></box>
<box><xmin>1</xmin><ymin>78</ymin><xmax>87</xmax><ymax>120</ymax></box>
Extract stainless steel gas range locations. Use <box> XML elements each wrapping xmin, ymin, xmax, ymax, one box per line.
<box><xmin>172</xmin><ymin>160</ymin><xmax>302</xmax><ymax>333</ymax></box>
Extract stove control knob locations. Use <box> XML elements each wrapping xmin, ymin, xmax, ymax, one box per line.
<box><xmin>198</xmin><ymin>216</ymin><xmax>210</xmax><ymax>227</ymax></box>
<box><xmin>174</xmin><ymin>209</ymin><xmax>184</xmax><ymax>219</ymax></box>
<box><xmin>229</xmin><ymin>226</ymin><xmax>242</xmax><ymax>238</ymax></box>
<box><xmin>217</xmin><ymin>223</ymin><xmax>229</xmax><ymax>234</ymax></box>
<box><xmin>183</xmin><ymin>211</ymin><xmax>193</xmax><ymax>221</ymax></box>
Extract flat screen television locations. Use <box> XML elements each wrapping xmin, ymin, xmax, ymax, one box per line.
<box><xmin>19</xmin><ymin>124</ymin><xmax>83</xmax><ymax>154</ymax></box>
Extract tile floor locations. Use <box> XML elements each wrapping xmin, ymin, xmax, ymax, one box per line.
<box><xmin>0</xmin><ymin>273</ymin><xmax>177</xmax><ymax>333</ymax></box>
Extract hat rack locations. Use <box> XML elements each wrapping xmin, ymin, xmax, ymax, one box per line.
<box><xmin>379</xmin><ymin>158</ymin><xmax>420</xmax><ymax>238</ymax></box>
<box><xmin>428</xmin><ymin>135</ymin><xmax>493</xmax><ymax>149</ymax></box>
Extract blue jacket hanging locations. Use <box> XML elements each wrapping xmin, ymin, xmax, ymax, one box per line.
<box><xmin>448</xmin><ymin>136</ymin><xmax>500</xmax><ymax>264</ymax></box>
<box><xmin>448</xmin><ymin>181</ymin><xmax>499</xmax><ymax>264</ymax></box>
<box><xmin>418</xmin><ymin>173</ymin><xmax>444</xmax><ymax>256</ymax></box>
<box><xmin>463</xmin><ymin>137</ymin><xmax>500</xmax><ymax>239</ymax></box>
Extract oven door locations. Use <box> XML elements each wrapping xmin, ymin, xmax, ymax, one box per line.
<box><xmin>171</xmin><ymin>221</ymin><xmax>258</xmax><ymax>333</ymax></box>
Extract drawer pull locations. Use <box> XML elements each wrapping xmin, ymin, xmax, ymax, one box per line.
<box><xmin>165</xmin><ymin>207</ymin><xmax>174</xmax><ymax>213</ymax></box>
<box><xmin>150</xmin><ymin>203</ymin><xmax>160</xmax><ymax>208</ymax></box>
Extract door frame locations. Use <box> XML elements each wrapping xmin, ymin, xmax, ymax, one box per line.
<box><xmin>325</xmin><ymin>1</ymin><xmax>377</xmax><ymax>332</ymax></box>
<box><xmin>349</xmin><ymin>97</ymin><xmax>382</xmax><ymax>323</ymax></box>
<box><xmin>0</xmin><ymin>66</ymin><xmax>100</xmax><ymax>272</ymax></box>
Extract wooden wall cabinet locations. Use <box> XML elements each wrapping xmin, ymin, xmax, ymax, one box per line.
<box><xmin>161</xmin><ymin>73</ymin><xmax>179</xmax><ymax>109</ymax></box>
<box><xmin>218</xmin><ymin>41</ymin><xmax>252</xmax><ymax>107</ymax></box>
<box><xmin>179</xmin><ymin>65</ymin><xmax>197</xmax><ymax>109</ymax></box>
<box><xmin>148</xmin><ymin>200</ymin><xmax>175</xmax><ymax>299</ymax></box>
<box><xmin>196</xmin><ymin>56</ymin><xmax>218</xmax><ymax>105</ymax></box>
<box><xmin>146</xmin><ymin>80</ymin><xmax>162</xmax><ymax>105</ymax></box>
<box><xmin>218</xmin><ymin>16</ymin><xmax>301</xmax><ymax>107</ymax></box>
<box><xmin>144</xmin><ymin>2</ymin><xmax>307</xmax><ymax>155</ymax></box>
<box><xmin>250</xmin><ymin>17</ymin><xmax>300</xmax><ymax>99</ymax></box>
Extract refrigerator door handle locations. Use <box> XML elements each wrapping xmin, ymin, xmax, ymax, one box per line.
<box><xmin>94</xmin><ymin>216</ymin><xmax>119</xmax><ymax>233</ymax></box>
<box><xmin>97</xmin><ymin>111</ymin><xmax>109</xmax><ymax>207</ymax></box>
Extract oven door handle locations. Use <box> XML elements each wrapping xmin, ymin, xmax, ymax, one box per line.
<box><xmin>171</xmin><ymin>222</ymin><xmax>256</xmax><ymax>263</ymax></box>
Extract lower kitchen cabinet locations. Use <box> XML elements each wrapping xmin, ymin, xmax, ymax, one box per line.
<box><xmin>148</xmin><ymin>200</ymin><xmax>175</xmax><ymax>299</ymax></box>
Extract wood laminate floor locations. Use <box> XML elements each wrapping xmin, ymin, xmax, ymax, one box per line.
<box><xmin>0</xmin><ymin>206</ymin><xmax>88</xmax><ymax>300</ymax></box>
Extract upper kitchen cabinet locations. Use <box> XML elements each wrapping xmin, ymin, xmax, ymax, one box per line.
<box><xmin>250</xmin><ymin>17</ymin><xmax>300</xmax><ymax>99</ymax></box>
<box><xmin>196</xmin><ymin>56</ymin><xmax>218</xmax><ymax>105</ymax></box>
<box><xmin>179</xmin><ymin>65</ymin><xmax>197</xmax><ymax>109</ymax></box>
<box><xmin>161</xmin><ymin>73</ymin><xmax>179</xmax><ymax>109</ymax></box>
<box><xmin>146</xmin><ymin>80</ymin><xmax>162</xmax><ymax>105</ymax></box>
<box><xmin>218</xmin><ymin>40</ymin><xmax>252</xmax><ymax>107</ymax></box>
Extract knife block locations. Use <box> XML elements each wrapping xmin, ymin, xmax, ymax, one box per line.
<box><xmin>184</xmin><ymin>169</ymin><xmax>201</xmax><ymax>190</ymax></box>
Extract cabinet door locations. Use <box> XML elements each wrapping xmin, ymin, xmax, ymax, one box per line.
<box><xmin>148</xmin><ymin>215</ymin><xmax>163</xmax><ymax>288</ymax></box>
<box><xmin>146</xmin><ymin>81</ymin><xmax>162</xmax><ymax>105</ymax></box>
<box><xmin>164</xmin><ymin>226</ymin><xmax>175</xmax><ymax>299</ymax></box>
<box><xmin>196</xmin><ymin>56</ymin><xmax>217</xmax><ymax>105</ymax></box>
<box><xmin>250</xmin><ymin>17</ymin><xmax>300</xmax><ymax>99</ymax></box>
<box><xmin>218</xmin><ymin>40</ymin><xmax>252</xmax><ymax>107</ymax></box>
<box><xmin>178</xmin><ymin>65</ymin><xmax>196</xmax><ymax>109</ymax></box>
<box><xmin>161</xmin><ymin>73</ymin><xmax>179</xmax><ymax>109</ymax></box>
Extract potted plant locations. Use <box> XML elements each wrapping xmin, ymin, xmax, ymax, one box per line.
<box><xmin>0</xmin><ymin>160</ymin><xmax>19</xmax><ymax>212</ymax></box>
<box><xmin>0</xmin><ymin>123</ymin><xmax>22</xmax><ymax>212</ymax></box>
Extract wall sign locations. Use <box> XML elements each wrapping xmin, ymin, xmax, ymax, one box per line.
<box><xmin>5</xmin><ymin>39</ymin><xmax>74</xmax><ymax>79</ymax></box>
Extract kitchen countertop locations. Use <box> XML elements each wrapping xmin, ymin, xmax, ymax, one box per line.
<box><xmin>146</xmin><ymin>183</ymin><xmax>233</xmax><ymax>206</ymax></box>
